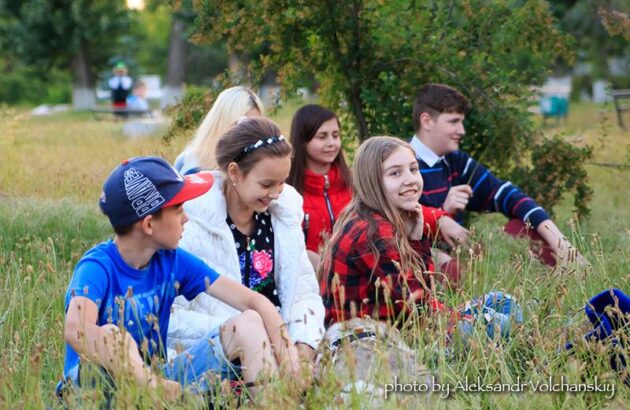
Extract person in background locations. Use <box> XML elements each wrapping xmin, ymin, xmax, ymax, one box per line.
<box><xmin>126</xmin><ymin>80</ymin><xmax>150</xmax><ymax>111</ymax></box>
<box><xmin>108</xmin><ymin>61</ymin><xmax>133</xmax><ymax>109</ymax></box>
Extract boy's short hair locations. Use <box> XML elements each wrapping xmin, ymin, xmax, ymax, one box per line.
<box><xmin>99</xmin><ymin>156</ymin><xmax>213</xmax><ymax>232</ymax></box>
<box><xmin>110</xmin><ymin>208</ymin><xmax>165</xmax><ymax>236</ymax></box>
<box><xmin>412</xmin><ymin>84</ymin><xmax>471</xmax><ymax>132</ymax></box>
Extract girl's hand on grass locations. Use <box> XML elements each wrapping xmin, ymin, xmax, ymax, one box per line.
<box><xmin>295</xmin><ymin>343</ymin><xmax>315</xmax><ymax>389</ymax></box>
<box><xmin>437</xmin><ymin>215</ymin><xmax>470</xmax><ymax>249</ymax></box>
<box><xmin>295</xmin><ymin>342</ymin><xmax>316</xmax><ymax>363</ymax></box>
<box><xmin>277</xmin><ymin>337</ymin><xmax>307</xmax><ymax>391</ymax></box>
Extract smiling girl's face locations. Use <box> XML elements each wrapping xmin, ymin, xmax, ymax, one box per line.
<box><xmin>381</xmin><ymin>146</ymin><xmax>423</xmax><ymax>212</ymax></box>
<box><xmin>229</xmin><ymin>155</ymin><xmax>291</xmax><ymax>212</ymax></box>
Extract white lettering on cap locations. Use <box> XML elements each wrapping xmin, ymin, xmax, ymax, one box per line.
<box><xmin>124</xmin><ymin>168</ymin><xmax>165</xmax><ymax>217</ymax></box>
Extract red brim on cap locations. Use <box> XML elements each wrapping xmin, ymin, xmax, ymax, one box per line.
<box><xmin>164</xmin><ymin>171</ymin><xmax>214</xmax><ymax>207</ymax></box>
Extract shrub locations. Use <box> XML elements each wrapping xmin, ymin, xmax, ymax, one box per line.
<box><xmin>162</xmin><ymin>85</ymin><xmax>216</xmax><ymax>142</ymax></box>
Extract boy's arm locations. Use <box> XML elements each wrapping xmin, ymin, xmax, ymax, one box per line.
<box><xmin>460</xmin><ymin>155</ymin><xmax>588</xmax><ymax>266</ymax></box>
<box><xmin>64</xmin><ymin>297</ymin><xmax>181</xmax><ymax>400</ymax></box>
<box><xmin>205</xmin><ymin>277</ymin><xmax>302</xmax><ymax>378</ymax></box>
<box><xmin>460</xmin><ymin>154</ymin><xmax>550</xmax><ymax>228</ymax></box>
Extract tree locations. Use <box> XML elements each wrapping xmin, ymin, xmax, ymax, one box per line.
<box><xmin>598</xmin><ymin>2</ymin><xmax>630</xmax><ymax>40</ymax></box>
<box><xmin>160</xmin><ymin>1</ymin><xmax>196</xmax><ymax>107</ymax></box>
<box><xmin>184</xmin><ymin>0</ymin><xmax>592</xmax><ymax>215</ymax></box>
<box><xmin>550</xmin><ymin>0</ymin><xmax>630</xmax><ymax>81</ymax></box>
<box><xmin>192</xmin><ymin>0</ymin><xmax>572</xmax><ymax>146</ymax></box>
<box><xmin>161</xmin><ymin>15</ymin><xmax>188</xmax><ymax>107</ymax></box>
<box><xmin>0</xmin><ymin>0</ymin><xmax>131</xmax><ymax>109</ymax></box>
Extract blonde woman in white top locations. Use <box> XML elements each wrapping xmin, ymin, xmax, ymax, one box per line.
<box><xmin>174</xmin><ymin>86</ymin><xmax>264</xmax><ymax>175</ymax></box>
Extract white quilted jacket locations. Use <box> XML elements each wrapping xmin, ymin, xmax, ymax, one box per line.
<box><xmin>167</xmin><ymin>171</ymin><xmax>325</xmax><ymax>355</ymax></box>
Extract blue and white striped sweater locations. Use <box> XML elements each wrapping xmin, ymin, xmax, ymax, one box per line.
<box><xmin>416</xmin><ymin>150</ymin><xmax>549</xmax><ymax>229</ymax></box>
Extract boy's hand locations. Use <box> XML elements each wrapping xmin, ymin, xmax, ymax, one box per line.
<box><xmin>556</xmin><ymin>244</ymin><xmax>590</xmax><ymax>271</ymax></box>
<box><xmin>443</xmin><ymin>185</ymin><xmax>473</xmax><ymax>215</ymax></box>
<box><xmin>160</xmin><ymin>379</ymin><xmax>182</xmax><ymax>402</ymax></box>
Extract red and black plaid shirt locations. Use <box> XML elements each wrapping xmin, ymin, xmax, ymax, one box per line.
<box><xmin>320</xmin><ymin>211</ymin><xmax>435</xmax><ymax>326</ymax></box>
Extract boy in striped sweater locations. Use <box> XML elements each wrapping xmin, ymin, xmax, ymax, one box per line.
<box><xmin>411</xmin><ymin>83</ymin><xmax>586</xmax><ymax>275</ymax></box>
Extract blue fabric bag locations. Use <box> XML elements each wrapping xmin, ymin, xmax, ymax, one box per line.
<box><xmin>457</xmin><ymin>291</ymin><xmax>524</xmax><ymax>340</ymax></box>
<box><xmin>566</xmin><ymin>288</ymin><xmax>629</xmax><ymax>386</ymax></box>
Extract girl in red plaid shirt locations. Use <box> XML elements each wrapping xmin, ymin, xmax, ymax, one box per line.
<box><xmin>319</xmin><ymin>136</ymin><xmax>441</xmax><ymax>326</ymax></box>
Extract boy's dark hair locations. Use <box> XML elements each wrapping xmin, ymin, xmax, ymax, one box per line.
<box><xmin>412</xmin><ymin>84</ymin><xmax>471</xmax><ymax>132</ymax></box>
<box><xmin>110</xmin><ymin>208</ymin><xmax>164</xmax><ymax>237</ymax></box>
<box><xmin>287</xmin><ymin>104</ymin><xmax>352</xmax><ymax>194</ymax></box>
<box><xmin>215</xmin><ymin>117</ymin><xmax>291</xmax><ymax>175</ymax></box>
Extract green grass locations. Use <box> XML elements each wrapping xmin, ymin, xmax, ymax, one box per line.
<box><xmin>1</xmin><ymin>103</ymin><xmax>629</xmax><ymax>408</ymax></box>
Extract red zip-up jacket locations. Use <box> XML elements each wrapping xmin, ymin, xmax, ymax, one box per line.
<box><xmin>302</xmin><ymin>164</ymin><xmax>449</xmax><ymax>253</ymax></box>
<box><xmin>302</xmin><ymin>164</ymin><xmax>353</xmax><ymax>253</ymax></box>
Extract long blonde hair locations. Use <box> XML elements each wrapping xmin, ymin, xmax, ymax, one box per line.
<box><xmin>187</xmin><ymin>86</ymin><xmax>264</xmax><ymax>170</ymax></box>
<box><xmin>320</xmin><ymin>136</ymin><xmax>427</xmax><ymax>280</ymax></box>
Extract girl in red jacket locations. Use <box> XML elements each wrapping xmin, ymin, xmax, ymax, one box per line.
<box><xmin>288</xmin><ymin>105</ymin><xmax>353</xmax><ymax>271</ymax></box>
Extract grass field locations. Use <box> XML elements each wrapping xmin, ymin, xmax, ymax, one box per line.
<box><xmin>1</xmin><ymin>102</ymin><xmax>629</xmax><ymax>408</ymax></box>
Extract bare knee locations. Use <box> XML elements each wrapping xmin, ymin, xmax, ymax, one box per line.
<box><xmin>222</xmin><ymin>310</ymin><xmax>270</xmax><ymax>347</ymax></box>
<box><xmin>225</xmin><ymin>310</ymin><xmax>265</xmax><ymax>337</ymax></box>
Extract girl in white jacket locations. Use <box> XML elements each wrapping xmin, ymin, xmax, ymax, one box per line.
<box><xmin>168</xmin><ymin>117</ymin><xmax>325</xmax><ymax>363</ymax></box>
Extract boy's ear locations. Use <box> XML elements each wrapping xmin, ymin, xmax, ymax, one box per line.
<box><xmin>140</xmin><ymin>215</ymin><xmax>154</xmax><ymax>235</ymax></box>
<box><xmin>419</xmin><ymin>112</ymin><xmax>435</xmax><ymax>131</ymax></box>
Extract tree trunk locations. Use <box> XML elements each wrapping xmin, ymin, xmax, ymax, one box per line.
<box><xmin>350</xmin><ymin>0</ymin><xmax>368</xmax><ymax>141</ymax></box>
<box><xmin>228</xmin><ymin>52</ymin><xmax>250</xmax><ymax>83</ymax></box>
<box><xmin>350</xmin><ymin>90</ymin><xmax>368</xmax><ymax>141</ymax></box>
<box><xmin>228</xmin><ymin>53</ymin><xmax>242</xmax><ymax>76</ymax></box>
<box><xmin>161</xmin><ymin>16</ymin><xmax>188</xmax><ymax>108</ymax></box>
<box><xmin>70</xmin><ymin>43</ymin><xmax>95</xmax><ymax>110</ymax></box>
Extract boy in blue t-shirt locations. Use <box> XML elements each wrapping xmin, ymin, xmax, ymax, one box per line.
<box><xmin>60</xmin><ymin>156</ymin><xmax>302</xmax><ymax>402</ymax></box>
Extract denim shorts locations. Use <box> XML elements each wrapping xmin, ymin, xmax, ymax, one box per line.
<box><xmin>57</xmin><ymin>320</ymin><xmax>241</xmax><ymax>398</ymax></box>
<box><xmin>162</xmin><ymin>321</ymin><xmax>241</xmax><ymax>392</ymax></box>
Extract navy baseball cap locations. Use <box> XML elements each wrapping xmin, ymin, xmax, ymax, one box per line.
<box><xmin>99</xmin><ymin>156</ymin><xmax>214</xmax><ymax>227</ymax></box>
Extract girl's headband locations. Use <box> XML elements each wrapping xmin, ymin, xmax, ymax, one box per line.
<box><xmin>233</xmin><ymin>135</ymin><xmax>286</xmax><ymax>163</ymax></box>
